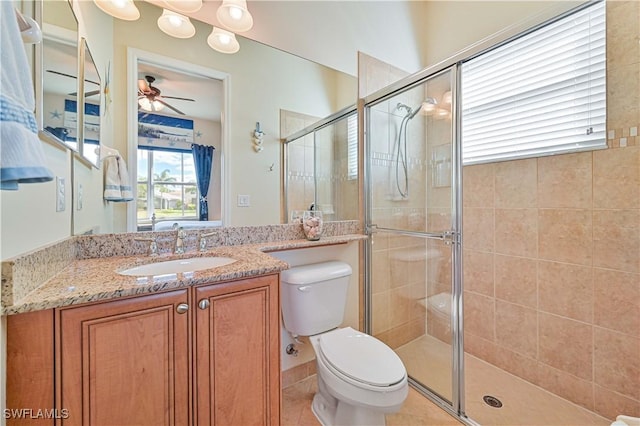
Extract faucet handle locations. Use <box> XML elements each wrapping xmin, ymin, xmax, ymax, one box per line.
<box><xmin>198</xmin><ymin>231</ymin><xmax>217</xmax><ymax>252</ymax></box>
<box><xmin>134</xmin><ymin>237</ymin><xmax>158</xmax><ymax>256</ymax></box>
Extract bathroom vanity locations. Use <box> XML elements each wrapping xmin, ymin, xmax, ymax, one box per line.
<box><xmin>8</xmin><ymin>274</ymin><xmax>279</xmax><ymax>426</ymax></box>
<box><xmin>3</xmin><ymin>222</ymin><xmax>364</xmax><ymax>426</ymax></box>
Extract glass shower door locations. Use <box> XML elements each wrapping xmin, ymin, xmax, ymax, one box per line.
<box><xmin>365</xmin><ymin>66</ymin><xmax>462</xmax><ymax>412</ymax></box>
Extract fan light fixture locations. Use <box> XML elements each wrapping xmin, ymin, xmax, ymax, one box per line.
<box><xmin>162</xmin><ymin>0</ymin><xmax>203</xmax><ymax>14</ymax></box>
<box><xmin>157</xmin><ymin>9</ymin><xmax>196</xmax><ymax>39</ymax></box>
<box><xmin>93</xmin><ymin>0</ymin><xmax>140</xmax><ymax>21</ymax></box>
<box><xmin>207</xmin><ymin>27</ymin><xmax>240</xmax><ymax>54</ymax></box>
<box><xmin>138</xmin><ymin>97</ymin><xmax>165</xmax><ymax>112</ymax></box>
<box><xmin>216</xmin><ymin>0</ymin><xmax>253</xmax><ymax>32</ymax></box>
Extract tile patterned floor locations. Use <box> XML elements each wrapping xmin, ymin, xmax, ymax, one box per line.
<box><xmin>283</xmin><ymin>335</ymin><xmax>612</xmax><ymax>425</ymax></box>
<box><xmin>282</xmin><ymin>375</ymin><xmax>462</xmax><ymax>426</ymax></box>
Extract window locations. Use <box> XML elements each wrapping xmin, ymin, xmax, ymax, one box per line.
<box><xmin>347</xmin><ymin>113</ymin><xmax>358</xmax><ymax>180</ymax></box>
<box><xmin>461</xmin><ymin>1</ymin><xmax>606</xmax><ymax>165</ymax></box>
<box><xmin>137</xmin><ymin>149</ymin><xmax>198</xmax><ymax>228</ymax></box>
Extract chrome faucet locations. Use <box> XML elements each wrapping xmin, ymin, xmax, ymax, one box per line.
<box><xmin>172</xmin><ymin>223</ymin><xmax>186</xmax><ymax>254</ymax></box>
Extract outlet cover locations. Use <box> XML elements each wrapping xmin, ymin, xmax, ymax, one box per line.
<box><xmin>237</xmin><ymin>194</ymin><xmax>250</xmax><ymax>207</ymax></box>
<box><xmin>56</xmin><ymin>177</ymin><xmax>65</xmax><ymax>212</ymax></box>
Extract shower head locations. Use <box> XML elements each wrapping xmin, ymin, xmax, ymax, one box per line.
<box><xmin>408</xmin><ymin>97</ymin><xmax>438</xmax><ymax>120</ymax></box>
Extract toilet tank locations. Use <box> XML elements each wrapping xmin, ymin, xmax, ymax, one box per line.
<box><xmin>280</xmin><ymin>261</ymin><xmax>352</xmax><ymax>336</ymax></box>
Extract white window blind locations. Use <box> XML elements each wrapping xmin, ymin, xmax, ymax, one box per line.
<box><xmin>347</xmin><ymin>113</ymin><xmax>358</xmax><ymax>180</ymax></box>
<box><xmin>461</xmin><ymin>1</ymin><xmax>606</xmax><ymax>165</ymax></box>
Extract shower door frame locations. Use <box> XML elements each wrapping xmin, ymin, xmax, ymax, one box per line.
<box><xmin>362</xmin><ymin>63</ymin><xmax>467</xmax><ymax>422</ymax></box>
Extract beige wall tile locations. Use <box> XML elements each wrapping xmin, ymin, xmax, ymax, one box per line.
<box><xmin>535</xmin><ymin>363</ymin><xmax>595</xmax><ymax>410</ymax></box>
<box><xmin>594</xmin><ymin>268</ymin><xmax>640</xmax><ymax>338</ymax></box>
<box><xmin>490</xmin><ymin>345</ymin><xmax>539</xmax><ymax>385</ymax></box>
<box><xmin>463</xmin><ymin>249</ymin><xmax>494</xmax><ymax>297</ymax></box>
<box><xmin>594</xmin><ymin>327</ymin><xmax>640</xmax><ymax>400</ymax></box>
<box><xmin>495</xmin><ymin>300</ymin><xmax>538</xmax><ymax>359</ymax></box>
<box><xmin>464</xmin><ymin>332</ymin><xmax>497</xmax><ymax>365</ymax></box>
<box><xmin>537</xmin><ymin>152</ymin><xmax>593</xmax><ymax>209</ymax></box>
<box><xmin>390</xmin><ymin>286</ymin><xmax>412</xmax><ymax>329</ymax></box>
<box><xmin>593</xmin><ymin>209</ymin><xmax>640</xmax><ymax>273</ymax></box>
<box><xmin>494</xmin><ymin>158</ymin><xmax>537</xmax><ymax>208</ymax></box>
<box><xmin>607</xmin><ymin>63</ymin><xmax>640</xmax><ymax>130</ymax></box>
<box><xmin>372</xmin><ymin>250</ymin><xmax>391</xmax><ymax>294</ymax></box>
<box><xmin>538</xmin><ymin>260</ymin><xmax>593</xmax><ymax>323</ymax></box>
<box><xmin>593</xmin><ymin>146</ymin><xmax>640</xmax><ymax>209</ymax></box>
<box><xmin>538</xmin><ymin>209</ymin><xmax>593</xmax><ymax>266</ymax></box>
<box><xmin>463</xmin><ymin>163</ymin><xmax>494</xmax><ymax>208</ymax></box>
<box><xmin>495</xmin><ymin>254</ymin><xmax>537</xmax><ymax>308</ymax></box>
<box><xmin>539</xmin><ymin>312</ymin><xmax>593</xmax><ymax>381</ymax></box>
<box><xmin>464</xmin><ymin>291</ymin><xmax>495</xmax><ymax>341</ymax></box>
<box><xmin>463</xmin><ymin>207</ymin><xmax>494</xmax><ymax>251</ymax></box>
<box><xmin>495</xmin><ymin>208</ymin><xmax>538</xmax><ymax>257</ymax></box>
<box><xmin>594</xmin><ymin>385</ymin><xmax>640</xmax><ymax>421</ymax></box>
<box><xmin>372</xmin><ymin>291</ymin><xmax>390</xmax><ymax>335</ymax></box>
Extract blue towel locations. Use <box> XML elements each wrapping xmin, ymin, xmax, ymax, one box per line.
<box><xmin>0</xmin><ymin>2</ymin><xmax>53</xmax><ymax>190</ymax></box>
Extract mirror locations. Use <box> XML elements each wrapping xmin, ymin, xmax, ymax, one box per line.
<box><xmin>80</xmin><ymin>39</ymin><xmax>101</xmax><ymax>167</ymax></box>
<box><xmin>40</xmin><ymin>0</ymin><xmax>79</xmax><ymax>151</ymax></box>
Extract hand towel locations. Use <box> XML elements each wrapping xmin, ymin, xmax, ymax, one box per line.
<box><xmin>103</xmin><ymin>156</ymin><xmax>133</xmax><ymax>202</ymax></box>
<box><xmin>0</xmin><ymin>2</ymin><xmax>54</xmax><ymax>190</ymax></box>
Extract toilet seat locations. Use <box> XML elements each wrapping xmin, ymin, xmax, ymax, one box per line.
<box><xmin>318</xmin><ymin>327</ymin><xmax>406</xmax><ymax>388</ymax></box>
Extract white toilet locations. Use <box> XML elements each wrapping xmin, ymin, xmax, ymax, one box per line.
<box><xmin>281</xmin><ymin>261</ymin><xmax>409</xmax><ymax>426</ymax></box>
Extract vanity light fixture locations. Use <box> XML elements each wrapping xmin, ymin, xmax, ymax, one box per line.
<box><xmin>138</xmin><ymin>97</ymin><xmax>165</xmax><ymax>112</ymax></box>
<box><xmin>162</xmin><ymin>0</ymin><xmax>203</xmax><ymax>14</ymax></box>
<box><xmin>442</xmin><ymin>90</ymin><xmax>452</xmax><ymax>105</ymax></box>
<box><xmin>207</xmin><ymin>27</ymin><xmax>240</xmax><ymax>54</ymax></box>
<box><xmin>93</xmin><ymin>0</ymin><xmax>140</xmax><ymax>21</ymax></box>
<box><xmin>216</xmin><ymin>0</ymin><xmax>253</xmax><ymax>33</ymax></box>
<box><xmin>157</xmin><ymin>9</ymin><xmax>196</xmax><ymax>39</ymax></box>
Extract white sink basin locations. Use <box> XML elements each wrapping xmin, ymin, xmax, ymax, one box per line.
<box><xmin>119</xmin><ymin>256</ymin><xmax>236</xmax><ymax>276</ymax></box>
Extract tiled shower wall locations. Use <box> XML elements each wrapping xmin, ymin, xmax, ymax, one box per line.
<box><xmin>462</xmin><ymin>1</ymin><xmax>640</xmax><ymax>420</ymax></box>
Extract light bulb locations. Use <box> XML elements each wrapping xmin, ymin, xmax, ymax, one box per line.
<box><xmin>218</xmin><ymin>33</ymin><xmax>231</xmax><ymax>45</ymax></box>
<box><xmin>168</xmin><ymin>15</ymin><xmax>182</xmax><ymax>27</ymax></box>
<box><xmin>229</xmin><ymin>6</ymin><xmax>243</xmax><ymax>20</ymax></box>
<box><xmin>112</xmin><ymin>0</ymin><xmax>127</xmax><ymax>9</ymax></box>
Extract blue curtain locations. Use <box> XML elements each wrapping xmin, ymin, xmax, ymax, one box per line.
<box><xmin>191</xmin><ymin>144</ymin><xmax>215</xmax><ymax>221</ymax></box>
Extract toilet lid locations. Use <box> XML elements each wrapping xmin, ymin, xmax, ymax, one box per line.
<box><xmin>318</xmin><ymin>327</ymin><xmax>406</xmax><ymax>387</ymax></box>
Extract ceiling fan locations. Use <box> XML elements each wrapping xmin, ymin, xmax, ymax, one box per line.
<box><xmin>46</xmin><ymin>69</ymin><xmax>101</xmax><ymax>97</ymax></box>
<box><xmin>137</xmin><ymin>75</ymin><xmax>195</xmax><ymax>115</ymax></box>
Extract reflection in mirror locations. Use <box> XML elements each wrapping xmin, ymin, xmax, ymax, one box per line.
<box><xmin>41</xmin><ymin>0</ymin><xmax>78</xmax><ymax>150</ymax></box>
<box><xmin>283</xmin><ymin>107</ymin><xmax>359</xmax><ymax>223</ymax></box>
<box><xmin>81</xmin><ymin>40</ymin><xmax>101</xmax><ymax>167</ymax></box>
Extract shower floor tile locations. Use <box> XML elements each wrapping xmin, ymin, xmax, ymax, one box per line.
<box><xmin>396</xmin><ymin>335</ymin><xmax>611</xmax><ymax>426</ymax></box>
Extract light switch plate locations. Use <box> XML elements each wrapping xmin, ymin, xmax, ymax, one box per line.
<box><xmin>56</xmin><ymin>177</ymin><xmax>65</xmax><ymax>212</ymax></box>
<box><xmin>237</xmin><ymin>194</ymin><xmax>250</xmax><ymax>207</ymax></box>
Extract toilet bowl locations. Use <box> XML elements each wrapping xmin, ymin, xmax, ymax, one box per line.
<box><xmin>309</xmin><ymin>327</ymin><xmax>408</xmax><ymax>426</ymax></box>
<box><xmin>280</xmin><ymin>261</ymin><xmax>409</xmax><ymax>425</ymax></box>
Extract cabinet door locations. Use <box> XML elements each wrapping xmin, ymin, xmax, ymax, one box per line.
<box><xmin>194</xmin><ymin>275</ymin><xmax>280</xmax><ymax>426</ymax></box>
<box><xmin>58</xmin><ymin>290</ymin><xmax>190</xmax><ymax>426</ymax></box>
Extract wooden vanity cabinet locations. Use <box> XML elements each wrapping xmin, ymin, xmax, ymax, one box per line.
<box><xmin>57</xmin><ymin>289</ymin><xmax>191</xmax><ymax>426</ymax></box>
<box><xmin>193</xmin><ymin>274</ymin><xmax>280</xmax><ymax>426</ymax></box>
<box><xmin>51</xmin><ymin>274</ymin><xmax>280</xmax><ymax>426</ymax></box>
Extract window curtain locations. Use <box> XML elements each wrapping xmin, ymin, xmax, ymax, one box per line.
<box><xmin>191</xmin><ymin>144</ymin><xmax>215</xmax><ymax>220</ymax></box>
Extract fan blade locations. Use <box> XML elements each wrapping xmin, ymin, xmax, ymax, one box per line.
<box><xmin>156</xmin><ymin>98</ymin><xmax>185</xmax><ymax>115</ymax></box>
<box><xmin>161</xmin><ymin>95</ymin><xmax>195</xmax><ymax>102</ymax></box>
<box><xmin>47</xmin><ymin>69</ymin><xmax>77</xmax><ymax>79</ymax></box>
<box><xmin>85</xmin><ymin>90</ymin><xmax>101</xmax><ymax>97</ymax></box>
<box><xmin>138</xmin><ymin>79</ymin><xmax>149</xmax><ymax>93</ymax></box>
<box><xmin>84</xmin><ymin>78</ymin><xmax>100</xmax><ymax>86</ymax></box>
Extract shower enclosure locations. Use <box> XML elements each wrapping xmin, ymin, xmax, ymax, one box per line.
<box><xmin>364</xmin><ymin>66</ymin><xmax>463</xmax><ymax>416</ymax></box>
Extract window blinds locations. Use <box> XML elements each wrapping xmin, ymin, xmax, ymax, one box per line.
<box><xmin>461</xmin><ymin>1</ymin><xmax>606</xmax><ymax>165</ymax></box>
<box><xmin>347</xmin><ymin>113</ymin><xmax>358</xmax><ymax>180</ymax></box>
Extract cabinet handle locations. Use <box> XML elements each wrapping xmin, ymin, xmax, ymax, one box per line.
<box><xmin>176</xmin><ymin>303</ymin><xmax>189</xmax><ymax>314</ymax></box>
<box><xmin>198</xmin><ymin>299</ymin><xmax>210</xmax><ymax>310</ymax></box>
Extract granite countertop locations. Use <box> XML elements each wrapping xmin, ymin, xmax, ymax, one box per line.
<box><xmin>3</xmin><ymin>235</ymin><xmax>366</xmax><ymax>315</ymax></box>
